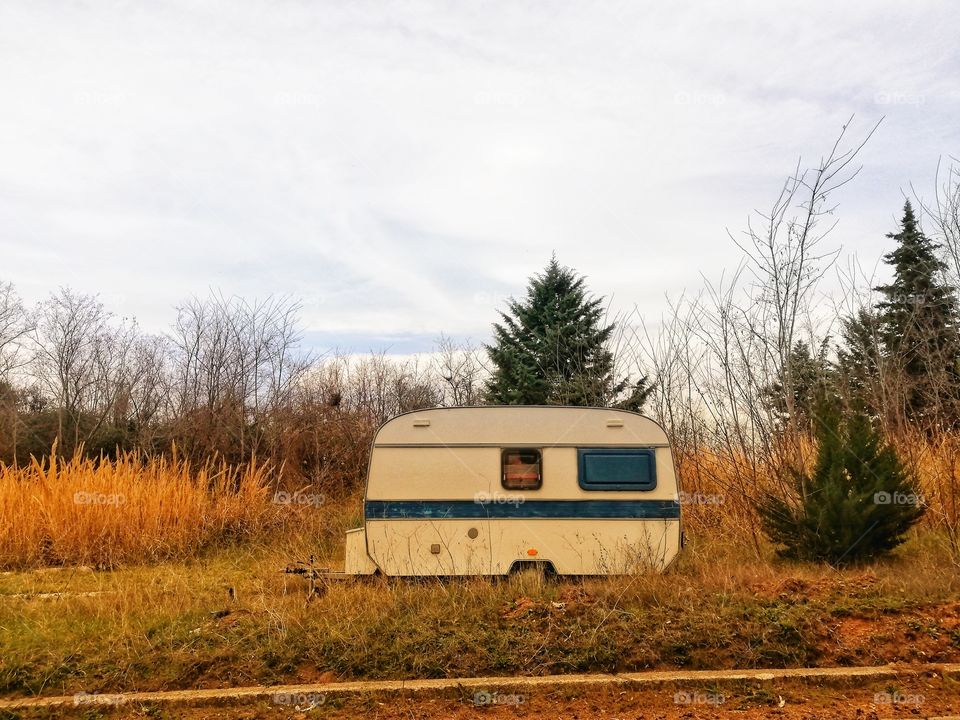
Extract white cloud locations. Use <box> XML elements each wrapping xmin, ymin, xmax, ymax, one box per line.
<box><xmin>1</xmin><ymin>0</ymin><xmax>958</xmax><ymax>351</ymax></box>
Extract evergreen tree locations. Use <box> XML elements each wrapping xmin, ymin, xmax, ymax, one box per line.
<box><xmin>484</xmin><ymin>257</ymin><xmax>647</xmax><ymax>407</ymax></box>
<box><xmin>834</xmin><ymin>308</ymin><xmax>884</xmax><ymax>413</ymax></box>
<box><xmin>612</xmin><ymin>376</ymin><xmax>654</xmax><ymax>412</ymax></box>
<box><xmin>765</xmin><ymin>339</ymin><xmax>832</xmax><ymax>430</ymax></box>
<box><xmin>875</xmin><ymin>201</ymin><xmax>960</xmax><ymax>421</ymax></box>
<box><xmin>756</xmin><ymin>400</ymin><xmax>924</xmax><ymax>565</ymax></box>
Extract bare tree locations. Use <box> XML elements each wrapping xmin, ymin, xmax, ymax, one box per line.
<box><xmin>0</xmin><ymin>281</ymin><xmax>32</xmax><ymax>381</ymax></box>
<box><xmin>916</xmin><ymin>156</ymin><xmax>960</xmax><ymax>288</ymax></box>
<box><xmin>621</xmin><ymin>121</ymin><xmax>880</xmax><ymax>554</ymax></box>
<box><xmin>731</xmin><ymin>117</ymin><xmax>879</xmax><ymax>437</ymax></box>
<box><xmin>168</xmin><ymin>293</ymin><xmax>309</xmax><ymax>461</ymax></box>
<box><xmin>30</xmin><ymin>288</ymin><xmax>139</xmax><ymax>454</ymax></box>
<box><xmin>118</xmin><ymin>334</ymin><xmax>171</xmax><ymax>448</ymax></box>
<box><xmin>0</xmin><ymin>282</ymin><xmax>34</xmax><ymax>462</ymax></box>
<box><xmin>433</xmin><ymin>334</ymin><xmax>484</xmax><ymax>407</ymax></box>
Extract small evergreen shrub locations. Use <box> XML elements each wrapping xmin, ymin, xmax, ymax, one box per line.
<box><xmin>757</xmin><ymin>403</ymin><xmax>924</xmax><ymax>565</ymax></box>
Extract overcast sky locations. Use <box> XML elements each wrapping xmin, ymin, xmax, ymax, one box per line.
<box><xmin>2</xmin><ymin>1</ymin><xmax>958</xmax><ymax>354</ymax></box>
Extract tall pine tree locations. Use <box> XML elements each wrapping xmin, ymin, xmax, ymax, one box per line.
<box><xmin>484</xmin><ymin>257</ymin><xmax>649</xmax><ymax>407</ymax></box>
<box><xmin>764</xmin><ymin>339</ymin><xmax>831</xmax><ymax>431</ymax></box>
<box><xmin>834</xmin><ymin>308</ymin><xmax>884</xmax><ymax>413</ymax></box>
<box><xmin>875</xmin><ymin>201</ymin><xmax>960</xmax><ymax>422</ymax></box>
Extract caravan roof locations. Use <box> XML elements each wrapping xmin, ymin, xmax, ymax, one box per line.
<box><xmin>374</xmin><ymin>406</ymin><xmax>670</xmax><ymax>447</ymax></box>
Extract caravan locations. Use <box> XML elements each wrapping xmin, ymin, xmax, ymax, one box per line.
<box><xmin>338</xmin><ymin>406</ymin><xmax>682</xmax><ymax>577</ymax></box>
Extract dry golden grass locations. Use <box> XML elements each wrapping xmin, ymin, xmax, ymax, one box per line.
<box><xmin>0</xmin><ymin>450</ymin><xmax>279</xmax><ymax>569</ymax></box>
<box><xmin>2</xmin><ymin>527</ymin><xmax>958</xmax><ymax>697</ymax></box>
<box><xmin>900</xmin><ymin>432</ymin><xmax>960</xmax><ymax>551</ymax></box>
<box><xmin>1</xmin><ymin>440</ymin><xmax>959</xmax><ymax>696</ymax></box>
<box><xmin>4</xmin><ymin>432</ymin><xmax>960</xmax><ymax>699</ymax></box>
<box><xmin>676</xmin><ymin>433</ymin><xmax>960</xmax><ymax>559</ymax></box>
<box><xmin>3</xmin><ymin>427</ymin><xmax>960</xmax><ymax>571</ymax></box>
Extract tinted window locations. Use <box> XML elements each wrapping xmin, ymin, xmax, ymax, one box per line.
<box><xmin>578</xmin><ymin>448</ymin><xmax>656</xmax><ymax>491</ymax></box>
<box><xmin>502</xmin><ymin>448</ymin><xmax>542</xmax><ymax>490</ymax></box>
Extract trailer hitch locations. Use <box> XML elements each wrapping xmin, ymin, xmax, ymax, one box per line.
<box><xmin>283</xmin><ymin>555</ymin><xmax>329</xmax><ymax>598</ymax></box>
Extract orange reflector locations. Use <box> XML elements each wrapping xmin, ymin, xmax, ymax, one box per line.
<box><xmin>527</xmin><ymin>548</ymin><xmax>538</xmax><ymax>556</ymax></box>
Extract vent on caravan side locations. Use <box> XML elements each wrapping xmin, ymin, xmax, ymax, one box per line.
<box><xmin>412</xmin><ymin>418</ymin><xmax>431</xmax><ymax>427</ymax></box>
<box><xmin>606</xmin><ymin>419</ymin><xmax>624</xmax><ymax>428</ymax></box>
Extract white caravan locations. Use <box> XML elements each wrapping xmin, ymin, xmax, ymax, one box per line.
<box><xmin>337</xmin><ymin>406</ymin><xmax>682</xmax><ymax>577</ymax></box>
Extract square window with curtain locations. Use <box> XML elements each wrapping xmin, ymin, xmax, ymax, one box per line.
<box><xmin>501</xmin><ymin>448</ymin><xmax>542</xmax><ymax>490</ymax></box>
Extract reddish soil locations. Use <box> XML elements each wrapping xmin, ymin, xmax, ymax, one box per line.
<box><xmin>37</xmin><ymin>675</ymin><xmax>960</xmax><ymax>719</ymax></box>
<box><xmin>819</xmin><ymin>602</ymin><xmax>960</xmax><ymax>666</ymax></box>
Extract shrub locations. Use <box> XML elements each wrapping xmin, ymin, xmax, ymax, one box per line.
<box><xmin>756</xmin><ymin>403</ymin><xmax>924</xmax><ymax>565</ymax></box>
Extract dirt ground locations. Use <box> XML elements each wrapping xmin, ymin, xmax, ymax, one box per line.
<box><xmin>10</xmin><ymin>675</ymin><xmax>959</xmax><ymax>720</ymax></box>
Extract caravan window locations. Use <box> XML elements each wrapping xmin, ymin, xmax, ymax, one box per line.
<box><xmin>502</xmin><ymin>448</ymin><xmax>542</xmax><ymax>490</ymax></box>
<box><xmin>578</xmin><ymin>448</ymin><xmax>656</xmax><ymax>491</ymax></box>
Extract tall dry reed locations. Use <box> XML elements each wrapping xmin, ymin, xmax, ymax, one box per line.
<box><xmin>0</xmin><ymin>450</ymin><xmax>276</xmax><ymax>568</ymax></box>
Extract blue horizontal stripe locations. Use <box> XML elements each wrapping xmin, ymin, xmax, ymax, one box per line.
<box><xmin>364</xmin><ymin>499</ymin><xmax>680</xmax><ymax>520</ymax></box>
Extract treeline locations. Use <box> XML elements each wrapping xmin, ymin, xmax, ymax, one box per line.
<box><xmin>0</xmin><ymin>288</ymin><xmax>487</xmax><ymax>490</ymax></box>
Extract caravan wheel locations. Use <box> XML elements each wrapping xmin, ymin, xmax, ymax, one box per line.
<box><xmin>506</xmin><ymin>560</ymin><xmax>557</xmax><ymax>584</ymax></box>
